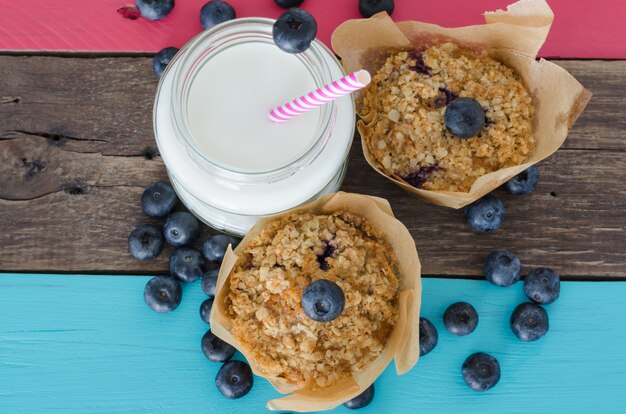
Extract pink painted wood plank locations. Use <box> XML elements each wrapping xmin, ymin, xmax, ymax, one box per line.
<box><xmin>0</xmin><ymin>0</ymin><xmax>623</xmax><ymax>58</ymax></box>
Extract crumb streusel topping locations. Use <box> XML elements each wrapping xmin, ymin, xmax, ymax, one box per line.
<box><xmin>360</xmin><ymin>42</ymin><xmax>534</xmax><ymax>192</ymax></box>
<box><xmin>225</xmin><ymin>211</ymin><xmax>399</xmax><ymax>389</ymax></box>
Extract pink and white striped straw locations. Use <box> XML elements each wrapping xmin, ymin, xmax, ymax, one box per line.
<box><xmin>269</xmin><ymin>69</ymin><xmax>371</xmax><ymax>123</ymax></box>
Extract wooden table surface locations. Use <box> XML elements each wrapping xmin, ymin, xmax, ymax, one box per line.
<box><xmin>0</xmin><ymin>57</ymin><xmax>624</xmax><ymax>278</ymax></box>
<box><xmin>1</xmin><ymin>1</ymin><xmax>626</xmax><ymax>413</ymax></box>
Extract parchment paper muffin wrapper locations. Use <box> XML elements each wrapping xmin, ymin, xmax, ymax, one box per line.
<box><xmin>210</xmin><ymin>192</ymin><xmax>421</xmax><ymax>411</ymax></box>
<box><xmin>331</xmin><ymin>0</ymin><xmax>592</xmax><ymax>208</ymax></box>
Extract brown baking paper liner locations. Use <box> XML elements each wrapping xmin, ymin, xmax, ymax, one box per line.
<box><xmin>210</xmin><ymin>192</ymin><xmax>421</xmax><ymax>411</ymax></box>
<box><xmin>331</xmin><ymin>0</ymin><xmax>592</xmax><ymax>208</ymax></box>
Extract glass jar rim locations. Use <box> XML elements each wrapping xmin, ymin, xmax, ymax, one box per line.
<box><xmin>169</xmin><ymin>17</ymin><xmax>338</xmax><ymax>184</ymax></box>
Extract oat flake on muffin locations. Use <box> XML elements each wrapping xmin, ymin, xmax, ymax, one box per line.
<box><xmin>360</xmin><ymin>42</ymin><xmax>534</xmax><ymax>192</ymax></box>
<box><xmin>225</xmin><ymin>211</ymin><xmax>399</xmax><ymax>389</ymax></box>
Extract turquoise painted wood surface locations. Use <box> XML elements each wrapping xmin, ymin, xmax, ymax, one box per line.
<box><xmin>0</xmin><ymin>274</ymin><xmax>624</xmax><ymax>413</ymax></box>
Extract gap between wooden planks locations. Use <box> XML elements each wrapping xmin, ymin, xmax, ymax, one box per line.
<box><xmin>0</xmin><ymin>56</ymin><xmax>624</xmax><ymax>277</ymax></box>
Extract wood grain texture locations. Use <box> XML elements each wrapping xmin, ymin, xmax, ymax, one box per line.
<box><xmin>0</xmin><ymin>274</ymin><xmax>625</xmax><ymax>413</ymax></box>
<box><xmin>0</xmin><ymin>0</ymin><xmax>625</xmax><ymax>58</ymax></box>
<box><xmin>0</xmin><ymin>56</ymin><xmax>624</xmax><ymax>277</ymax></box>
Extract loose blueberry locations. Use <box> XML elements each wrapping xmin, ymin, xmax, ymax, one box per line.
<box><xmin>164</xmin><ymin>211</ymin><xmax>199</xmax><ymax>246</ymax></box>
<box><xmin>152</xmin><ymin>47</ymin><xmax>179</xmax><ymax>79</ymax></box>
<box><xmin>443</xmin><ymin>302</ymin><xmax>478</xmax><ymax>336</ymax></box>
<box><xmin>272</xmin><ymin>8</ymin><xmax>317</xmax><ymax>54</ymax></box>
<box><xmin>200</xmin><ymin>298</ymin><xmax>214</xmax><ymax>324</ymax></box>
<box><xmin>136</xmin><ymin>0</ymin><xmax>174</xmax><ymax>21</ymax></box>
<box><xmin>141</xmin><ymin>181</ymin><xmax>178</xmax><ymax>217</ymax></box>
<box><xmin>464</xmin><ymin>195</ymin><xmax>505</xmax><ymax>233</ymax></box>
<box><xmin>444</xmin><ymin>97</ymin><xmax>486</xmax><ymax>139</ymax></box>
<box><xmin>344</xmin><ymin>383</ymin><xmax>375</xmax><ymax>409</ymax></box>
<box><xmin>199</xmin><ymin>0</ymin><xmax>236</xmax><ymax>30</ymax></box>
<box><xmin>274</xmin><ymin>0</ymin><xmax>304</xmax><ymax>8</ymax></box>
<box><xmin>505</xmin><ymin>166</ymin><xmax>539</xmax><ymax>195</ymax></box>
<box><xmin>358</xmin><ymin>0</ymin><xmax>394</xmax><ymax>18</ymax></box>
<box><xmin>524</xmin><ymin>268</ymin><xmax>560</xmax><ymax>304</ymax></box>
<box><xmin>301</xmin><ymin>279</ymin><xmax>345</xmax><ymax>322</ymax></box>
<box><xmin>484</xmin><ymin>250</ymin><xmax>521</xmax><ymax>287</ymax></box>
<box><xmin>216</xmin><ymin>360</ymin><xmax>253</xmax><ymax>399</ymax></box>
<box><xmin>169</xmin><ymin>247</ymin><xmax>205</xmax><ymax>283</ymax></box>
<box><xmin>202</xmin><ymin>330</ymin><xmax>236</xmax><ymax>362</ymax></box>
<box><xmin>462</xmin><ymin>352</ymin><xmax>500</xmax><ymax>391</ymax></box>
<box><xmin>144</xmin><ymin>276</ymin><xmax>182</xmax><ymax>313</ymax></box>
<box><xmin>510</xmin><ymin>302</ymin><xmax>549</xmax><ymax>342</ymax></box>
<box><xmin>419</xmin><ymin>317</ymin><xmax>438</xmax><ymax>356</ymax></box>
<box><xmin>202</xmin><ymin>234</ymin><xmax>241</xmax><ymax>263</ymax></box>
<box><xmin>128</xmin><ymin>224</ymin><xmax>164</xmax><ymax>260</ymax></box>
<box><xmin>202</xmin><ymin>268</ymin><xmax>219</xmax><ymax>297</ymax></box>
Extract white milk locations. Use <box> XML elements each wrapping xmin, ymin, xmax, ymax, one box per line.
<box><xmin>154</xmin><ymin>18</ymin><xmax>355</xmax><ymax>236</ymax></box>
<box><xmin>186</xmin><ymin>42</ymin><xmax>320</xmax><ymax>173</ymax></box>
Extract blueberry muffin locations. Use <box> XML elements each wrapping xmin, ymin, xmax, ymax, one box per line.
<box><xmin>360</xmin><ymin>42</ymin><xmax>534</xmax><ymax>192</ymax></box>
<box><xmin>224</xmin><ymin>211</ymin><xmax>399</xmax><ymax>389</ymax></box>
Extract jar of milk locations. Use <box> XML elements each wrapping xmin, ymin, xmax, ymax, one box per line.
<box><xmin>153</xmin><ymin>18</ymin><xmax>355</xmax><ymax>236</ymax></box>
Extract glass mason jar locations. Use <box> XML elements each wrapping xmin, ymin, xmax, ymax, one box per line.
<box><xmin>153</xmin><ymin>18</ymin><xmax>355</xmax><ymax>236</ymax></box>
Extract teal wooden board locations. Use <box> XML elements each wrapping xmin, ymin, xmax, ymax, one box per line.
<box><xmin>0</xmin><ymin>274</ymin><xmax>624</xmax><ymax>413</ymax></box>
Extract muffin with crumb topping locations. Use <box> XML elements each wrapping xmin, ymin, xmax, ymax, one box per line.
<box><xmin>225</xmin><ymin>210</ymin><xmax>399</xmax><ymax>389</ymax></box>
<box><xmin>360</xmin><ymin>42</ymin><xmax>534</xmax><ymax>193</ymax></box>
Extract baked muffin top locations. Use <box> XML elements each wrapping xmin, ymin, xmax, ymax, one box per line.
<box><xmin>225</xmin><ymin>211</ymin><xmax>399</xmax><ymax>389</ymax></box>
<box><xmin>360</xmin><ymin>42</ymin><xmax>534</xmax><ymax>192</ymax></box>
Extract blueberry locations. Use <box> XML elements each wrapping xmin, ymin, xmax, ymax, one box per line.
<box><xmin>275</xmin><ymin>0</ymin><xmax>304</xmax><ymax>8</ymax></box>
<box><xmin>169</xmin><ymin>247</ymin><xmax>205</xmax><ymax>283</ymax></box>
<box><xmin>128</xmin><ymin>224</ymin><xmax>164</xmax><ymax>260</ymax></box>
<box><xmin>462</xmin><ymin>352</ymin><xmax>500</xmax><ymax>391</ymax></box>
<box><xmin>200</xmin><ymin>298</ymin><xmax>214</xmax><ymax>324</ymax></box>
<box><xmin>358</xmin><ymin>0</ymin><xmax>395</xmax><ymax>18</ymax></box>
<box><xmin>202</xmin><ymin>330</ymin><xmax>236</xmax><ymax>362</ymax></box>
<box><xmin>202</xmin><ymin>268</ymin><xmax>219</xmax><ymax>297</ymax></box>
<box><xmin>343</xmin><ymin>383</ymin><xmax>375</xmax><ymax>409</ymax></box>
<box><xmin>301</xmin><ymin>279</ymin><xmax>345</xmax><ymax>322</ymax></box>
<box><xmin>418</xmin><ymin>317</ymin><xmax>438</xmax><ymax>356</ymax></box>
<box><xmin>202</xmin><ymin>234</ymin><xmax>240</xmax><ymax>263</ymax></box>
<box><xmin>152</xmin><ymin>47</ymin><xmax>178</xmax><ymax>79</ymax></box>
<box><xmin>510</xmin><ymin>302</ymin><xmax>549</xmax><ymax>342</ymax></box>
<box><xmin>433</xmin><ymin>87</ymin><xmax>458</xmax><ymax>108</ymax></box>
<box><xmin>144</xmin><ymin>276</ymin><xmax>182</xmax><ymax>313</ymax></box>
<box><xmin>316</xmin><ymin>240</ymin><xmax>336</xmax><ymax>270</ymax></box>
<box><xmin>215</xmin><ymin>360</ymin><xmax>253</xmax><ymax>399</ymax></box>
<box><xmin>141</xmin><ymin>181</ymin><xmax>177</xmax><ymax>217</ymax></box>
<box><xmin>199</xmin><ymin>0</ymin><xmax>236</xmax><ymax>30</ymax></box>
<box><xmin>464</xmin><ymin>195</ymin><xmax>505</xmax><ymax>233</ymax></box>
<box><xmin>136</xmin><ymin>0</ymin><xmax>174</xmax><ymax>21</ymax></box>
<box><xmin>401</xmin><ymin>164</ymin><xmax>439</xmax><ymax>189</ymax></box>
<box><xmin>443</xmin><ymin>302</ymin><xmax>478</xmax><ymax>336</ymax></box>
<box><xmin>444</xmin><ymin>97</ymin><xmax>486</xmax><ymax>139</ymax></box>
<box><xmin>505</xmin><ymin>166</ymin><xmax>539</xmax><ymax>195</ymax></box>
<box><xmin>408</xmin><ymin>51</ymin><xmax>431</xmax><ymax>76</ymax></box>
<box><xmin>272</xmin><ymin>8</ymin><xmax>317</xmax><ymax>54</ymax></box>
<box><xmin>164</xmin><ymin>211</ymin><xmax>199</xmax><ymax>246</ymax></box>
<box><xmin>524</xmin><ymin>268</ymin><xmax>560</xmax><ymax>304</ymax></box>
<box><xmin>484</xmin><ymin>251</ymin><xmax>521</xmax><ymax>287</ymax></box>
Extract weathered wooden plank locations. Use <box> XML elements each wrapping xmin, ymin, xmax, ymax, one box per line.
<box><xmin>0</xmin><ymin>274</ymin><xmax>625</xmax><ymax>413</ymax></box>
<box><xmin>0</xmin><ymin>56</ymin><xmax>624</xmax><ymax>276</ymax></box>
<box><xmin>1</xmin><ymin>134</ymin><xmax>624</xmax><ymax>277</ymax></box>
<box><xmin>0</xmin><ymin>57</ymin><xmax>157</xmax><ymax>157</ymax></box>
<box><xmin>1</xmin><ymin>57</ymin><xmax>622</xmax><ymax>153</ymax></box>
<box><xmin>556</xmin><ymin>60</ymin><xmax>626</xmax><ymax>151</ymax></box>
